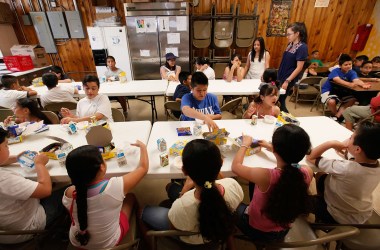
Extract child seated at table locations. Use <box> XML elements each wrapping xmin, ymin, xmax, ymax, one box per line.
<box><xmin>40</xmin><ymin>73</ymin><xmax>78</xmax><ymax>108</ymax></box>
<box><xmin>141</xmin><ymin>139</ymin><xmax>243</xmax><ymax>247</ymax></box>
<box><xmin>180</xmin><ymin>72</ymin><xmax>221</xmax><ymax>131</ymax></box>
<box><xmin>223</xmin><ymin>53</ymin><xmax>245</xmax><ymax>82</ymax></box>
<box><xmin>353</xmin><ymin>55</ymin><xmax>369</xmax><ymax>75</ymax></box>
<box><xmin>0</xmin><ymin>128</ymin><xmax>65</xmax><ymax>244</ymax></box>
<box><xmin>4</xmin><ymin>98</ymin><xmax>53</xmax><ymax>125</ymax></box>
<box><xmin>232</xmin><ymin>124</ymin><xmax>313</xmax><ymax>242</ymax></box>
<box><xmin>243</xmin><ymin>83</ymin><xmax>280</xmax><ymax>119</ymax></box>
<box><xmin>195</xmin><ymin>57</ymin><xmax>215</xmax><ymax>80</ymax></box>
<box><xmin>172</xmin><ymin>71</ymin><xmax>191</xmax><ymax>119</ymax></box>
<box><xmin>104</xmin><ymin>56</ymin><xmax>128</xmax><ymax>116</ymax></box>
<box><xmin>0</xmin><ymin>75</ymin><xmax>37</xmax><ymax>110</ymax></box>
<box><xmin>357</xmin><ymin>61</ymin><xmax>380</xmax><ymax>82</ymax></box>
<box><xmin>62</xmin><ymin>140</ymin><xmax>148</xmax><ymax>249</ymax></box>
<box><xmin>161</xmin><ymin>53</ymin><xmax>181</xmax><ymax>81</ymax></box>
<box><xmin>50</xmin><ymin>65</ymin><xmax>72</xmax><ymax>83</ymax></box>
<box><xmin>321</xmin><ymin>54</ymin><xmax>369</xmax><ymax>122</ymax></box>
<box><xmin>343</xmin><ymin>92</ymin><xmax>380</xmax><ymax>131</ymax></box>
<box><xmin>307</xmin><ymin>121</ymin><xmax>380</xmax><ymax>224</ymax></box>
<box><xmin>60</xmin><ymin>75</ymin><xmax>113</xmax><ymax>124</ymax></box>
<box><xmin>310</xmin><ymin>50</ymin><xmax>324</xmax><ymax>67</ymax></box>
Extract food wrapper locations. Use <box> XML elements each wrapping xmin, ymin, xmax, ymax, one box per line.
<box><xmin>203</xmin><ymin>128</ymin><xmax>229</xmax><ymax>145</ymax></box>
<box><xmin>32</xmin><ymin>77</ymin><xmax>44</xmax><ymax>87</ymax></box>
<box><xmin>276</xmin><ymin>112</ymin><xmax>300</xmax><ymax>127</ymax></box>
<box><xmin>169</xmin><ymin>140</ymin><xmax>188</xmax><ymax>156</ymax></box>
<box><xmin>176</xmin><ymin>127</ymin><xmax>192</xmax><ymax>136</ymax></box>
<box><xmin>40</xmin><ymin>142</ymin><xmax>73</xmax><ymax>160</ymax></box>
<box><xmin>98</xmin><ymin>142</ymin><xmax>116</xmax><ymax>160</ymax></box>
<box><xmin>232</xmin><ymin>136</ymin><xmax>261</xmax><ymax>156</ymax></box>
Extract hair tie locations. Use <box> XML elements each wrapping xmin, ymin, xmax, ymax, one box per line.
<box><xmin>204</xmin><ymin>181</ymin><xmax>212</xmax><ymax>189</ymax></box>
<box><xmin>271</xmin><ymin>81</ymin><xmax>276</xmax><ymax>86</ymax></box>
<box><xmin>291</xmin><ymin>163</ymin><xmax>301</xmax><ymax>169</ymax></box>
<box><xmin>78</xmin><ymin>230</ymin><xmax>88</xmax><ymax>235</ymax></box>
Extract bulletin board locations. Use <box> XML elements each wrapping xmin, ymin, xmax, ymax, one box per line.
<box><xmin>266</xmin><ymin>0</ymin><xmax>292</xmax><ymax>37</ymax></box>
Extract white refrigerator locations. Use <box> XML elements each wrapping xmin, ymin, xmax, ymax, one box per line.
<box><xmin>87</xmin><ymin>26</ymin><xmax>133</xmax><ymax>82</ymax></box>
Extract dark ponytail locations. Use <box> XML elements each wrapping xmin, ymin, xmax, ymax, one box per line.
<box><xmin>263</xmin><ymin>124</ymin><xmax>311</xmax><ymax>227</ymax></box>
<box><xmin>182</xmin><ymin>139</ymin><xmax>235</xmax><ymax>243</ymax></box>
<box><xmin>66</xmin><ymin>145</ymin><xmax>104</xmax><ymax>246</ymax></box>
<box><xmin>288</xmin><ymin>22</ymin><xmax>308</xmax><ymax>44</ymax></box>
<box><xmin>17</xmin><ymin>98</ymin><xmax>52</xmax><ymax>124</ymax></box>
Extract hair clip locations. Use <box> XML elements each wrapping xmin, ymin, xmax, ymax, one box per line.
<box><xmin>204</xmin><ymin>181</ymin><xmax>213</xmax><ymax>189</ymax></box>
<box><xmin>291</xmin><ymin>163</ymin><xmax>301</xmax><ymax>169</ymax></box>
<box><xmin>271</xmin><ymin>81</ymin><xmax>276</xmax><ymax>86</ymax></box>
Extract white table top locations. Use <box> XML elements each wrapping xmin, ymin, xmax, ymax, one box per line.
<box><xmin>146</xmin><ymin>117</ymin><xmax>352</xmax><ymax>179</ymax></box>
<box><xmin>166</xmin><ymin>79</ymin><xmax>286</xmax><ymax>97</ymax></box>
<box><xmin>5</xmin><ymin>121</ymin><xmax>152</xmax><ymax>182</ymax></box>
<box><xmin>0</xmin><ymin>65</ymin><xmax>51</xmax><ymax>76</ymax></box>
<box><xmin>31</xmin><ymin>80</ymin><xmax>168</xmax><ymax>98</ymax></box>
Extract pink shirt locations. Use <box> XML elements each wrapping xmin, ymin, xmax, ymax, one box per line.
<box><xmin>248</xmin><ymin>167</ymin><xmax>311</xmax><ymax>232</ymax></box>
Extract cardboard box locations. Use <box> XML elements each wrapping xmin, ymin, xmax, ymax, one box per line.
<box><xmin>10</xmin><ymin>44</ymin><xmax>49</xmax><ymax>68</ymax></box>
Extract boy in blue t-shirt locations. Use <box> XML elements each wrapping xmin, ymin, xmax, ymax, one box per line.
<box><xmin>181</xmin><ymin>72</ymin><xmax>221</xmax><ymax>131</ymax></box>
<box><xmin>321</xmin><ymin>54</ymin><xmax>369</xmax><ymax>122</ymax></box>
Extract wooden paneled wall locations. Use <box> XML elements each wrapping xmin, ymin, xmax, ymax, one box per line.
<box><xmin>2</xmin><ymin>0</ymin><xmax>376</xmax><ymax>80</ymax></box>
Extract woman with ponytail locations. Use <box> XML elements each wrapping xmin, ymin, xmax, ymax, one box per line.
<box><xmin>141</xmin><ymin>139</ymin><xmax>243</xmax><ymax>246</ymax></box>
<box><xmin>62</xmin><ymin>141</ymin><xmax>148</xmax><ymax>249</ymax></box>
<box><xmin>232</xmin><ymin>124</ymin><xmax>313</xmax><ymax>242</ymax></box>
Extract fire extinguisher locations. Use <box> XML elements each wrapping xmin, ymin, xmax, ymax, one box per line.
<box><xmin>351</xmin><ymin>24</ymin><xmax>373</xmax><ymax>51</ymax></box>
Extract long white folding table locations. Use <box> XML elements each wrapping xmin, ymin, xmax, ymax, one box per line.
<box><xmin>5</xmin><ymin>121</ymin><xmax>152</xmax><ymax>182</ymax></box>
<box><xmin>31</xmin><ymin>80</ymin><xmax>168</xmax><ymax>122</ymax></box>
<box><xmin>146</xmin><ymin>116</ymin><xmax>352</xmax><ymax>179</ymax></box>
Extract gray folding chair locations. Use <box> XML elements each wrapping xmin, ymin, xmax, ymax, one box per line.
<box><xmin>220</xmin><ymin>97</ymin><xmax>242</xmax><ymax>119</ymax></box>
<box><xmin>293</xmin><ymin>76</ymin><xmax>322</xmax><ymax>109</ymax></box>
<box><xmin>0</xmin><ymin>108</ymin><xmax>14</xmax><ymax>122</ymax></box>
<box><xmin>42</xmin><ymin>111</ymin><xmax>60</xmax><ymax>124</ymax></box>
<box><xmin>111</xmin><ymin>108</ymin><xmax>126</xmax><ymax>122</ymax></box>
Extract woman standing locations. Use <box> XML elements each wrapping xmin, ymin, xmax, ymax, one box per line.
<box><xmin>278</xmin><ymin>22</ymin><xmax>308</xmax><ymax>112</ymax></box>
<box><xmin>245</xmin><ymin>37</ymin><xmax>270</xmax><ymax>79</ymax></box>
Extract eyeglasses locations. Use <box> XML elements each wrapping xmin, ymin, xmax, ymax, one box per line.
<box><xmin>286</xmin><ymin>33</ymin><xmax>294</xmax><ymax>37</ymax></box>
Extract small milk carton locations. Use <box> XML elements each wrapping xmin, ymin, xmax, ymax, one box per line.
<box><xmin>157</xmin><ymin>138</ymin><xmax>167</xmax><ymax>152</ymax></box>
<box><xmin>160</xmin><ymin>152</ymin><xmax>169</xmax><ymax>167</ymax></box>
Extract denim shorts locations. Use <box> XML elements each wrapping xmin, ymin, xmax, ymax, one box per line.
<box><xmin>141</xmin><ymin>206</ymin><xmax>171</xmax><ymax>231</ymax></box>
<box><xmin>236</xmin><ymin>203</ymin><xmax>289</xmax><ymax>242</ymax></box>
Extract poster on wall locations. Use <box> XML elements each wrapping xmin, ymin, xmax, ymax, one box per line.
<box><xmin>315</xmin><ymin>0</ymin><xmax>330</xmax><ymax>8</ymax></box>
<box><xmin>266</xmin><ymin>0</ymin><xmax>292</xmax><ymax>37</ymax></box>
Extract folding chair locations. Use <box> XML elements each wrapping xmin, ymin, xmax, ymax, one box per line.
<box><xmin>42</xmin><ymin>111</ymin><xmax>60</xmax><ymax>124</ymax></box>
<box><xmin>220</xmin><ymin>97</ymin><xmax>242</xmax><ymax>119</ymax></box>
<box><xmin>164</xmin><ymin>101</ymin><xmax>181</xmax><ymax>121</ymax></box>
<box><xmin>44</xmin><ymin>102</ymin><xmax>77</xmax><ymax>112</ymax></box>
<box><xmin>146</xmin><ymin>229</ymin><xmax>225</xmax><ymax>250</ymax></box>
<box><xmin>235</xmin><ymin>19</ymin><xmax>256</xmax><ymax>48</ymax></box>
<box><xmin>310</xmin><ymin>77</ymin><xmax>329</xmax><ymax>113</ymax></box>
<box><xmin>292</xmin><ymin>76</ymin><xmax>322</xmax><ymax>109</ymax></box>
<box><xmin>193</xmin><ymin>20</ymin><xmax>212</xmax><ymax>49</ymax></box>
<box><xmin>111</xmin><ymin>108</ymin><xmax>126</xmax><ymax>122</ymax></box>
<box><xmin>235</xmin><ymin>216</ymin><xmax>359</xmax><ymax>250</ymax></box>
<box><xmin>213</xmin><ymin>19</ymin><xmax>234</xmax><ymax>48</ymax></box>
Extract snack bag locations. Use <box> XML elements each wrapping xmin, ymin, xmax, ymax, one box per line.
<box><xmin>169</xmin><ymin>141</ymin><xmax>188</xmax><ymax>156</ymax></box>
<box><xmin>203</xmin><ymin>128</ymin><xmax>229</xmax><ymax>145</ymax></box>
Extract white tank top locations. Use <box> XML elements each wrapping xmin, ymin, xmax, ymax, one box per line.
<box><xmin>246</xmin><ymin>51</ymin><xmax>266</xmax><ymax>79</ymax></box>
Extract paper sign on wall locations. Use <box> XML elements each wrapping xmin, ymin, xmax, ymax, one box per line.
<box><xmin>136</xmin><ymin>18</ymin><xmax>146</xmax><ymax>33</ymax></box>
<box><xmin>315</xmin><ymin>0</ymin><xmax>330</xmax><ymax>7</ymax></box>
<box><xmin>140</xmin><ymin>50</ymin><xmax>150</xmax><ymax>57</ymax></box>
<box><xmin>176</xmin><ymin>16</ymin><xmax>187</xmax><ymax>31</ymax></box>
<box><xmin>159</xmin><ymin>17</ymin><xmax>170</xmax><ymax>32</ymax></box>
<box><xmin>165</xmin><ymin>47</ymin><xmax>178</xmax><ymax>57</ymax></box>
<box><xmin>167</xmin><ymin>33</ymin><xmax>180</xmax><ymax>44</ymax></box>
<box><xmin>145</xmin><ymin>18</ymin><xmax>157</xmax><ymax>33</ymax></box>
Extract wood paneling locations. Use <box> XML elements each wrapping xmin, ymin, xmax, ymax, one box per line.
<box><xmin>2</xmin><ymin>0</ymin><xmax>376</xmax><ymax>80</ymax></box>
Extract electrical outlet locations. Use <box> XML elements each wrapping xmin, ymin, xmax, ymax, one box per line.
<box><xmin>50</xmin><ymin>0</ymin><xmax>57</xmax><ymax>7</ymax></box>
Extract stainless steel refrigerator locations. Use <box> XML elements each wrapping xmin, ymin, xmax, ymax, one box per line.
<box><xmin>124</xmin><ymin>2</ymin><xmax>190</xmax><ymax>80</ymax></box>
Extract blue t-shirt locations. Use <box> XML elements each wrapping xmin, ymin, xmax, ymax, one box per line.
<box><xmin>322</xmin><ymin>68</ymin><xmax>358</xmax><ymax>94</ymax></box>
<box><xmin>180</xmin><ymin>93</ymin><xmax>221</xmax><ymax>121</ymax></box>
<box><xmin>278</xmin><ymin>42</ymin><xmax>308</xmax><ymax>82</ymax></box>
<box><xmin>173</xmin><ymin>84</ymin><xmax>190</xmax><ymax>100</ymax></box>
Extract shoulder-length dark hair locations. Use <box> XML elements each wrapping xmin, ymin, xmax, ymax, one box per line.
<box><xmin>228</xmin><ymin>53</ymin><xmax>242</xmax><ymax>69</ymax></box>
<box><xmin>263</xmin><ymin>124</ymin><xmax>311</xmax><ymax>227</ymax></box>
<box><xmin>182</xmin><ymin>139</ymin><xmax>235</xmax><ymax>243</ymax></box>
<box><xmin>251</xmin><ymin>37</ymin><xmax>266</xmax><ymax>63</ymax></box>
<box><xmin>17</xmin><ymin>98</ymin><xmax>52</xmax><ymax>125</ymax></box>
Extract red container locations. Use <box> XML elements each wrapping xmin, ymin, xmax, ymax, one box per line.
<box><xmin>3</xmin><ymin>55</ymin><xmax>34</xmax><ymax>72</ymax></box>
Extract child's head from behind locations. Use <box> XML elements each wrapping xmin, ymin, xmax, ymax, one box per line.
<box><xmin>262</xmin><ymin>68</ymin><xmax>278</xmax><ymax>83</ymax></box>
<box><xmin>179</xmin><ymin>71</ymin><xmax>191</xmax><ymax>86</ymax></box>
<box><xmin>65</xmin><ymin>145</ymin><xmax>105</xmax><ymax>246</ymax></box>
<box><xmin>182</xmin><ymin>139</ymin><xmax>234</xmax><ymax>242</ymax></box>
<box><xmin>360</xmin><ymin>61</ymin><xmax>373</xmax><ymax>75</ymax></box>
<box><xmin>255</xmin><ymin>84</ymin><xmax>279</xmax><ymax>107</ymax></box>
<box><xmin>50</xmin><ymin>66</ymin><xmax>64</xmax><ymax>79</ymax></box>
<box><xmin>1</xmin><ymin>75</ymin><xmax>18</xmax><ymax>89</ymax></box>
<box><xmin>350</xmin><ymin>121</ymin><xmax>380</xmax><ymax>161</ymax></box>
<box><xmin>42</xmin><ymin>73</ymin><xmax>58</xmax><ymax>89</ymax></box>
<box><xmin>0</xmin><ymin>128</ymin><xmax>10</xmax><ymax>164</ymax></box>
<box><xmin>354</xmin><ymin>55</ymin><xmax>369</xmax><ymax>67</ymax></box>
<box><xmin>264</xmin><ymin>124</ymin><xmax>311</xmax><ymax>227</ymax></box>
<box><xmin>338</xmin><ymin>54</ymin><xmax>353</xmax><ymax>73</ymax></box>
<box><xmin>190</xmin><ymin>72</ymin><xmax>208</xmax><ymax>101</ymax></box>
